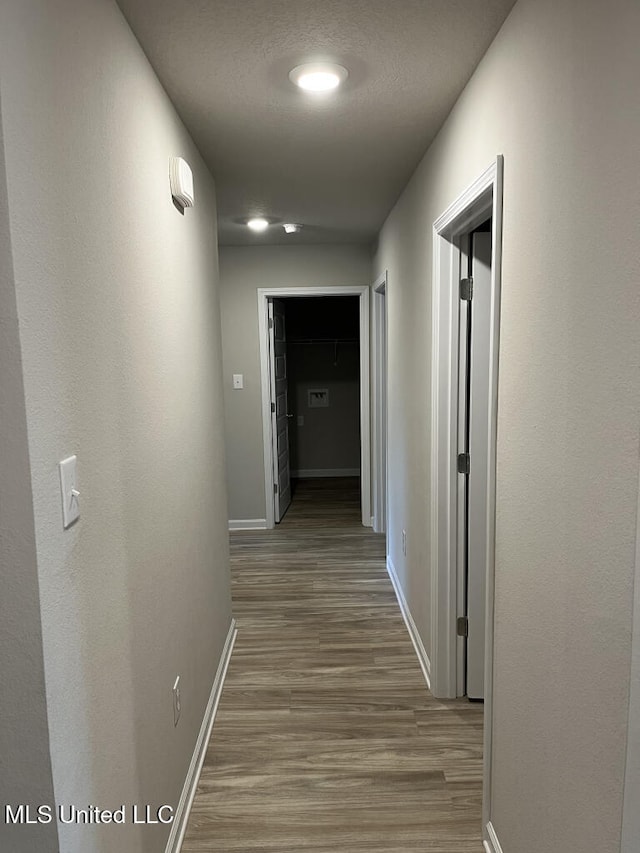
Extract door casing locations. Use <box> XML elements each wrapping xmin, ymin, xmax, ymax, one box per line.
<box><xmin>372</xmin><ymin>271</ymin><xmax>388</xmax><ymax>535</ymax></box>
<box><xmin>430</xmin><ymin>156</ymin><xmax>504</xmax><ymax>841</ymax></box>
<box><xmin>257</xmin><ymin>286</ymin><xmax>371</xmax><ymax>529</ymax></box>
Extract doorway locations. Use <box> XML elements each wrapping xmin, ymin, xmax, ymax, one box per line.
<box><xmin>456</xmin><ymin>222</ymin><xmax>492</xmax><ymax>701</ymax></box>
<box><xmin>257</xmin><ymin>286</ymin><xmax>371</xmax><ymax>529</ymax></box>
<box><xmin>267</xmin><ymin>298</ymin><xmax>292</xmax><ymax>522</ymax></box>
<box><xmin>430</xmin><ymin>157</ymin><xmax>504</xmax><ymax>847</ymax></box>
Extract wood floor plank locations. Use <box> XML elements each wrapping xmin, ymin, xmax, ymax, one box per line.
<box><xmin>182</xmin><ymin>478</ymin><xmax>484</xmax><ymax>852</ymax></box>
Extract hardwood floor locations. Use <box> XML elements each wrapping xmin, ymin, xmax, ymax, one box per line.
<box><xmin>182</xmin><ymin>478</ymin><xmax>484</xmax><ymax>852</ymax></box>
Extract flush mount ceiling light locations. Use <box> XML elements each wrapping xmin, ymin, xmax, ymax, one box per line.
<box><xmin>288</xmin><ymin>62</ymin><xmax>348</xmax><ymax>93</ymax></box>
<box><xmin>283</xmin><ymin>223</ymin><xmax>301</xmax><ymax>234</ymax></box>
<box><xmin>247</xmin><ymin>217</ymin><xmax>269</xmax><ymax>232</ymax></box>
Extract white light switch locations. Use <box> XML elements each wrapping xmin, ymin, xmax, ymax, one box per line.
<box><xmin>59</xmin><ymin>455</ymin><xmax>80</xmax><ymax>529</ymax></box>
<box><xmin>232</xmin><ymin>374</ymin><xmax>244</xmax><ymax>390</ymax></box>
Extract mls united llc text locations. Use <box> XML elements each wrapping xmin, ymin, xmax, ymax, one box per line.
<box><xmin>5</xmin><ymin>804</ymin><xmax>174</xmax><ymax>825</ymax></box>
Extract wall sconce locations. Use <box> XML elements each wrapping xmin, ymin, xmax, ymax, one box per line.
<box><xmin>169</xmin><ymin>157</ymin><xmax>194</xmax><ymax>208</ymax></box>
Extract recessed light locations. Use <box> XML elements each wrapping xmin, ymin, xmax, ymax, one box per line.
<box><xmin>289</xmin><ymin>63</ymin><xmax>348</xmax><ymax>93</ymax></box>
<box><xmin>247</xmin><ymin>217</ymin><xmax>269</xmax><ymax>232</ymax></box>
<box><xmin>283</xmin><ymin>223</ymin><xmax>301</xmax><ymax>234</ymax></box>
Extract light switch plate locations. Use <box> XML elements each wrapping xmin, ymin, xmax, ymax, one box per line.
<box><xmin>232</xmin><ymin>374</ymin><xmax>244</xmax><ymax>390</ymax></box>
<box><xmin>173</xmin><ymin>676</ymin><xmax>181</xmax><ymax>726</ymax></box>
<box><xmin>59</xmin><ymin>455</ymin><xmax>80</xmax><ymax>529</ymax></box>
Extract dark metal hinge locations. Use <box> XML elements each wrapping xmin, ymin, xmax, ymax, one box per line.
<box><xmin>273</xmin><ymin>483</ymin><xmax>278</xmax><ymax>494</ymax></box>
<box><xmin>460</xmin><ymin>277</ymin><xmax>473</xmax><ymax>301</ymax></box>
<box><xmin>457</xmin><ymin>452</ymin><xmax>470</xmax><ymax>475</ymax></box>
<box><xmin>268</xmin><ymin>318</ymin><xmax>273</xmax><ymax>329</ymax></box>
<box><xmin>271</xmin><ymin>402</ymin><xmax>276</xmax><ymax>413</ymax></box>
<box><xmin>457</xmin><ymin>616</ymin><xmax>469</xmax><ymax>637</ymax></box>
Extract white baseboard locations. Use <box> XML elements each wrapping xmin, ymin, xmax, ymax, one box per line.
<box><xmin>386</xmin><ymin>556</ymin><xmax>431</xmax><ymax>688</ymax></box>
<box><xmin>165</xmin><ymin>619</ymin><xmax>237</xmax><ymax>853</ymax></box>
<box><xmin>291</xmin><ymin>468</ymin><xmax>361</xmax><ymax>478</ymax></box>
<box><xmin>228</xmin><ymin>518</ymin><xmax>267</xmax><ymax>530</ymax></box>
<box><xmin>484</xmin><ymin>822</ymin><xmax>504</xmax><ymax>853</ymax></box>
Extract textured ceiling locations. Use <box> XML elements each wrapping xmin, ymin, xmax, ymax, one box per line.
<box><xmin>116</xmin><ymin>0</ymin><xmax>516</xmax><ymax>245</ymax></box>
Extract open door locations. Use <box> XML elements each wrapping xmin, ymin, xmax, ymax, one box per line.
<box><xmin>458</xmin><ymin>228</ymin><xmax>492</xmax><ymax>700</ymax></box>
<box><xmin>268</xmin><ymin>299</ymin><xmax>292</xmax><ymax>522</ymax></box>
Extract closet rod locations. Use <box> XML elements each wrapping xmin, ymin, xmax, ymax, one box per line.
<box><xmin>288</xmin><ymin>338</ymin><xmax>359</xmax><ymax>345</ymax></box>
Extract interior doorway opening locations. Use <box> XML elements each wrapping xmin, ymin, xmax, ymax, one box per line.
<box><xmin>287</xmin><ymin>296</ymin><xmax>361</xmax><ymax>480</ymax></box>
<box><xmin>456</xmin><ymin>219</ymin><xmax>492</xmax><ymax>701</ymax></box>
<box><xmin>258</xmin><ymin>286</ymin><xmax>371</xmax><ymax>529</ymax></box>
<box><xmin>430</xmin><ymin>157</ymin><xmax>503</xmax><ymax>847</ymax></box>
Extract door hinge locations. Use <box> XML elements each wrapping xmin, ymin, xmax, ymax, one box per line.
<box><xmin>273</xmin><ymin>483</ymin><xmax>278</xmax><ymax>494</ymax></box>
<box><xmin>271</xmin><ymin>402</ymin><xmax>276</xmax><ymax>413</ymax></box>
<box><xmin>457</xmin><ymin>616</ymin><xmax>469</xmax><ymax>637</ymax></box>
<box><xmin>460</xmin><ymin>277</ymin><xmax>473</xmax><ymax>301</ymax></box>
<box><xmin>268</xmin><ymin>318</ymin><xmax>273</xmax><ymax>329</ymax></box>
<box><xmin>457</xmin><ymin>452</ymin><xmax>470</xmax><ymax>474</ymax></box>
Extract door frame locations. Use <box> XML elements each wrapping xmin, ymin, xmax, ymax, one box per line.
<box><xmin>429</xmin><ymin>157</ymin><xmax>504</xmax><ymax>840</ymax></box>
<box><xmin>622</xmin><ymin>471</ymin><xmax>640</xmax><ymax>851</ymax></box>
<box><xmin>257</xmin><ymin>286</ymin><xmax>371</xmax><ymax>529</ymax></box>
<box><xmin>372</xmin><ymin>271</ymin><xmax>388</xmax><ymax>535</ymax></box>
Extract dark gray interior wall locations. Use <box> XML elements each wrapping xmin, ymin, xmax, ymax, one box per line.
<box><xmin>286</xmin><ymin>297</ymin><xmax>360</xmax><ymax>475</ymax></box>
<box><xmin>0</xmin><ymin>99</ymin><xmax>58</xmax><ymax>853</ymax></box>
<box><xmin>288</xmin><ymin>353</ymin><xmax>361</xmax><ymax>473</ymax></box>
<box><xmin>288</xmin><ymin>343</ymin><xmax>360</xmax><ymax>474</ymax></box>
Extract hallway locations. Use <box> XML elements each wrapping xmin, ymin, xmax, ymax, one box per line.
<box><xmin>182</xmin><ymin>479</ymin><xmax>484</xmax><ymax>851</ymax></box>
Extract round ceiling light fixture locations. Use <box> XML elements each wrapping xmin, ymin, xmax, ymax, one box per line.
<box><xmin>289</xmin><ymin>62</ymin><xmax>349</xmax><ymax>93</ymax></box>
<box><xmin>247</xmin><ymin>217</ymin><xmax>269</xmax><ymax>232</ymax></box>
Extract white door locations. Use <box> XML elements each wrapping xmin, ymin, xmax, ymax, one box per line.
<box><xmin>458</xmin><ymin>230</ymin><xmax>492</xmax><ymax>700</ymax></box>
<box><xmin>268</xmin><ymin>299</ymin><xmax>292</xmax><ymax>522</ymax></box>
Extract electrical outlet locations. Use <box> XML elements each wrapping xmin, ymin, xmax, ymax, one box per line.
<box><xmin>172</xmin><ymin>676</ymin><xmax>181</xmax><ymax>727</ymax></box>
<box><xmin>402</xmin><ymin>529</ymin><xmax>407</xmax><ymax>556</ymax></box>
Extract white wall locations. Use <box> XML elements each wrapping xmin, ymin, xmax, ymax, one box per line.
<box><xmin>219</xmin><ymin>244</ymin><xmax>371</xmax><ymax>521</ymax></box>
<box><xmin>0</xmin><ymin>2</ymin><xmax>233</xmax><ymax>851</ymax></box>
<box><xmin>373</xmin><ymin>0</ymin><xmax>640</xmax><ymax>849</ymax></box>
<box><xmin>0</xmin><ymin>96</ymin><xmax>59</xmax><ymax>853</ymax></box>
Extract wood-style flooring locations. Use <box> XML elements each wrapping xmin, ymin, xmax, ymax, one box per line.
<box><xmin>182</xmin><ymin>478</ymin><xmax>484</xmax><ymax>852</ymax></box>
